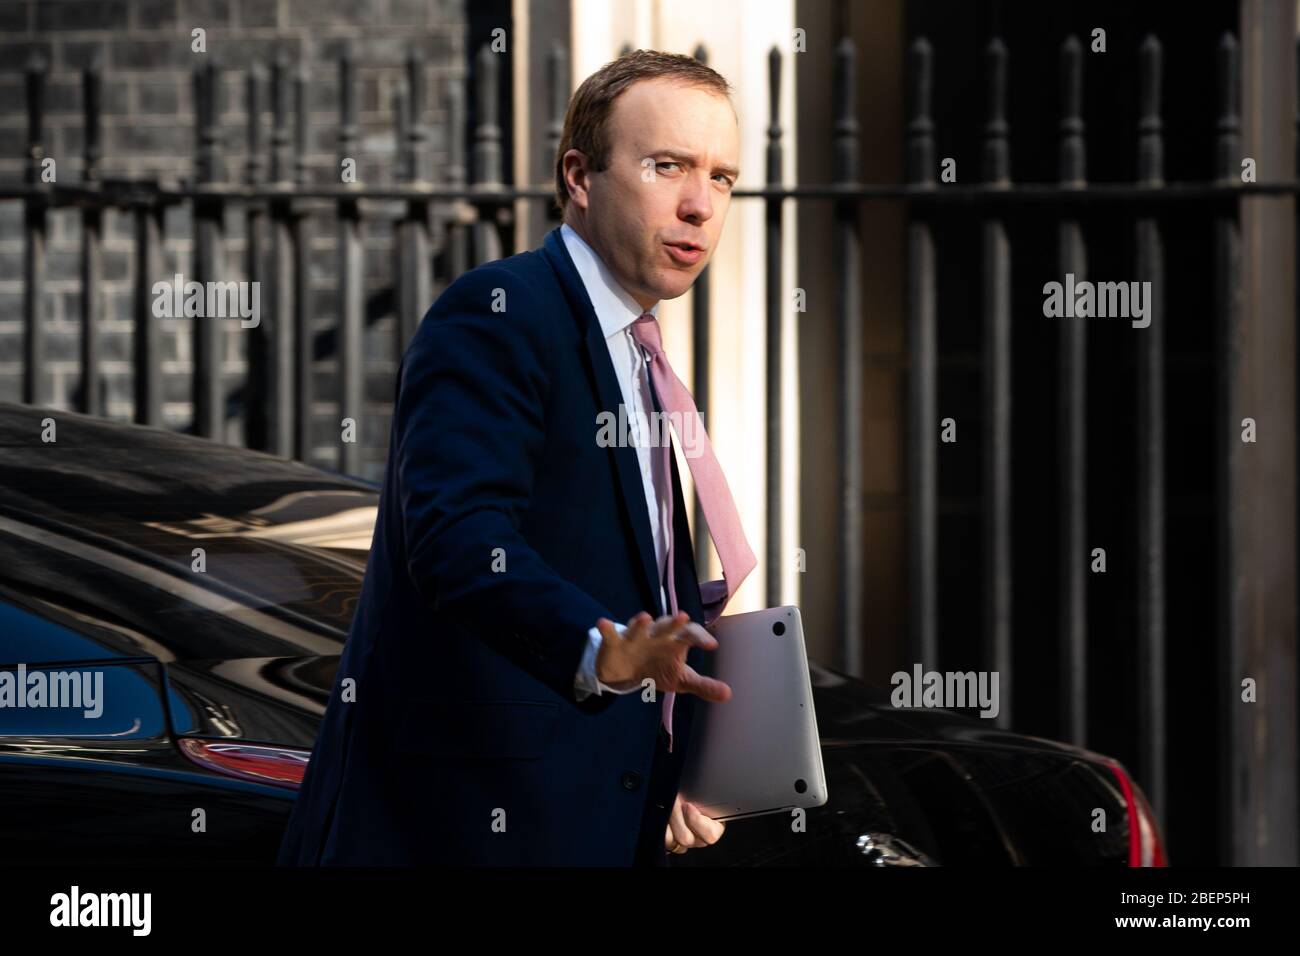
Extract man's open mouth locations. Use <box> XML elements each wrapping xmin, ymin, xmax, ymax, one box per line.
<box><xmin>664</xmin><ymin>241</ymin><xmax>706</xmax><ymax>264</ymax></box>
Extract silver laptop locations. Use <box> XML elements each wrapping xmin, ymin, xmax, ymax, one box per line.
<box><xmin>677</xmin><ymin>606</ymin><xmax>828</xmax><ymax>821</ymax></box>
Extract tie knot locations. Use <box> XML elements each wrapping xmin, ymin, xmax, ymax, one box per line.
<box><xmin>629</xmin><ymin>311</ymin><xmax>664</xmax><ymax>357</ymax></box>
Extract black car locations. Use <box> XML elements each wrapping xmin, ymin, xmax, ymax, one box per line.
<box><xmin>0</xmin><ymin>404</ymin><xmax>1165</xmax><ymax>866</ymax></box>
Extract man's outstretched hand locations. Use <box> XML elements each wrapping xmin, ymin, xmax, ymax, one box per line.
<box><xmin>664</xmin><ymin>793</ymin><xmax>725</xmax><ymax>854</ymax></box>
<box><xmin>592</xmin><ymin>612</ymin><xmax>729</xmax><ymax>855</ymax></box>
<box><xmin>593</xmin><ymin>611</ymin><xmax>732</xmax><ymax>701</ymax></box>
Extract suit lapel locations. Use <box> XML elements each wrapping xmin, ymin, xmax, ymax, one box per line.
<box><xmin>540</xmin><ymin>226</ymin><xmax>664</xmax><ymax>617</ymax></box>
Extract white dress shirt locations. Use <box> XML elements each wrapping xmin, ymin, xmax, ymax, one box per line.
<box><xmin>560</xmin><ymin>222</ymin><xmax>673</xmax><ymax>701</ymax></box>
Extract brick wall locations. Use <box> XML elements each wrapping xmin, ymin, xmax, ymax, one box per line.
<box><xmin>0</xmin><ymin>0</ymin><xmax>471</xmax><ymax>481</ymax></box>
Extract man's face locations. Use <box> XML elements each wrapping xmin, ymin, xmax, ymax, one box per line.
<box><xmin>564</xmin><ymin>77</ymin><xmax>740</xmax><ymax>310</ymax></box>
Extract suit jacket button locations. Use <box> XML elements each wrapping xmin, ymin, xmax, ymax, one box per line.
<box><xmin>621</xmin><ymin>771</ymin><xmax>642</xmax><ymax>791</ymax></box>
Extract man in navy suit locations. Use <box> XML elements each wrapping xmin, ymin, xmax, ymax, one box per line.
<box><xmin>278</xmin><ymin>49</ymin><xmax>746</xmax><ymax>866</ymax></box>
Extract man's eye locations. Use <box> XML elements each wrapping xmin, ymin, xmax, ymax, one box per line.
<box><xmin>657</xmin><ymin>162</ymin><xmax>681</xmax><ymax>172</ymax></box>
<box><xmin>714</xmin><ymin>174</ymin><xmax>734</xmax><ymax>187</ymax></box>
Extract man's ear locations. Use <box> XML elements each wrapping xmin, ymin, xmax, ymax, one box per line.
<box><xmin>563</xmin><ymin>148</ymin><xmax>591</xmax><ymax>210</ymax></box>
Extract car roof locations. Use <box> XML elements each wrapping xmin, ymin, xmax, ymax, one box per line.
<box><xmin>0</xmin><ymin>403</ymin><xmax>378</xmax><ymax>662</ymax></box>
<box><xmin>0</xmin><ymin>401</ymin><xmax>376</xmax><ymax>501</ymax></box>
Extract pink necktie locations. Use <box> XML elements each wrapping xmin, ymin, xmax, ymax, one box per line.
<box><xmin>630</xmin><ymin>312</ymin><xmax>756</xmax><ymax>752</ymax></box>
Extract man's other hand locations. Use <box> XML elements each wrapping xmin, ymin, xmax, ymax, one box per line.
<box><xmin>592</xmin><ymin>611</ymin><xmax>732</xmax><ymax>701</ymax></box>
<box><xmin>664</xmin><ymin>793</ymin><xmax>724</xmax><ymax>854</ymax></box>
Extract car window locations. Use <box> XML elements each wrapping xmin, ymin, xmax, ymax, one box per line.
<box><xmin>0</xmin><ymin>488</ymin><xmax>376</xmax><ymax>663</ymax></box>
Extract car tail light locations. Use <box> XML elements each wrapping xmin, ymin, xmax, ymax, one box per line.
<box><xmin>1106</xmin><ymin>759</ymin><xmax>1168</xmax><ymax>866</ymax></box>
<box><xmin>178</xmin><ymin>737</ymin><xmax>311</xmax><ymax>789</ymax></box>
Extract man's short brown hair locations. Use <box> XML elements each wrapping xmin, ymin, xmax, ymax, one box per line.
<box><xmin>553</xmin><ymin>49</ymin><xmax>734</xmax><ymax>214</ymax></box>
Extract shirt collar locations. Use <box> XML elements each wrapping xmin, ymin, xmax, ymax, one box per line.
<box><xmin>560</xmin><ymin>221</ymin><xmax>659</xmax><ymax>338</ymax></box>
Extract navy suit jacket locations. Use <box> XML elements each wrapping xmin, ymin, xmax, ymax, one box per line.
<box><xmin>277</xmin><ymin>225</ymin><xmax>709</xmax><ymax>865</ymax></box>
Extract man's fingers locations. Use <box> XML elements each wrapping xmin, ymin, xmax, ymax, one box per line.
<box><xmin>620</xmin><ymin>614</ymin><xmax>720</xmax><ymax>650</ymax></box>
<box><xmin>664</xmin><ymin>796</ymin><xmax>682</xmax><ymax>851</ymax></box>
<box><xmin>665</xmin><ymin>797</ymin><xmax>725</xmax><ymax>853</ymax></box>
<box><xmin>682</xmin><ymin>801</ymin><xmax>725</xmax><ymax>845</ymax></box>
<box><xmin>667</xmin><ymin>796</ymin><xmax>696</xmax><ymax>851</ymax></box>
<box><xmin>665</xmin><ymin>795</ymin><xmax>684</xmax><ymax>849</ymax></box>
<box><xmin>648</xmin><ymin>617</ymin><xmax>720</xmax><ymax>652</ymax></box>
<box><xmin>672</xmin><ymin>622</ymin><xmax>719</xmax><ymax>651</ymax></box>
<box><xmin>623</xmin><ymin>612</ymin><xmax>653</xmax><ymax>640</ymax></box>
<box><xmin>649</xmin><ymin>611</ymin><xmax>689</xmax><ymax>638</ymax></box>
<box><xmin>674</xmin><ymin>666</ymin><xmax>732</xmax><ymax>703</ymax></box>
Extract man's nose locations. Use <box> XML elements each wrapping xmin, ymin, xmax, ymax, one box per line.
<box><xmin>678</xmin><ymin>173</ymin><xmax>714</xmax><ymax>224</ymax></box>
